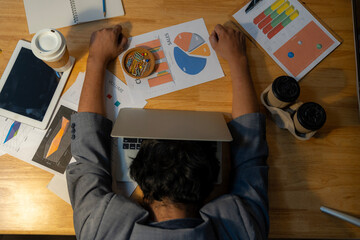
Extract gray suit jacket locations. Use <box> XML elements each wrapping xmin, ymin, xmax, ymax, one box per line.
<box><xmin>67</xmin><ymin>112</ymin><xmax>269</xmax><ymax>240</ymax></box>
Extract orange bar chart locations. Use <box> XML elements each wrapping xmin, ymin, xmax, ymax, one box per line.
<box><xmin>136</xmin><ymin>39</ymin><xmax>174</xmax><ymax>88</ymax></box>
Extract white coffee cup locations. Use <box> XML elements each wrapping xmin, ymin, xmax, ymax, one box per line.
<box><xmin>31</xmin><ymin>29</ymin><xmax>71</xmax><ymax>72</ymax></box>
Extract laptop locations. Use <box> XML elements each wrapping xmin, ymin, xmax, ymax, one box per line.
<box><xmin>110</xmin><ymin>108</ymin><xmax>233</xmax><ymax>184</ymax></box>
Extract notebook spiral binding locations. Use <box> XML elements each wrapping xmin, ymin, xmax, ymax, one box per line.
<box><xmin>69</xmin><ymin>0</ymin><xmax>79</xmax><ymax>24</ymax></box>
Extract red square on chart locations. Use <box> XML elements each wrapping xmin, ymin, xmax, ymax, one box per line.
<box><xmin>107</xmin><ymin>94</ymin><xmax>112</xmax><ymax>99</ymax></box>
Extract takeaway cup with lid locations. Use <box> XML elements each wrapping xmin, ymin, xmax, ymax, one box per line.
<box><xmin>31</xmin><ymin>29</ymin><xmax>71</xmax><ymax>72</ymax></box>
<box><xmin>266</xmin><ymin>76</ymin><xmax>300</xmax><ymax>108</ymax></box>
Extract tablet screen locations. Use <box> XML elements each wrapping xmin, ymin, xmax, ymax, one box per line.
<box><xmin>0</xmin><ymin>48</ymin><xmax>60</xmax><ymax>121</ymax></box>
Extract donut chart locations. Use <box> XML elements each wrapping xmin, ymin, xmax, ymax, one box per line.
<box><xmin>173</xmin><ymin>32</ymin><xmax>210</xmax><ymax>75</ymax></box>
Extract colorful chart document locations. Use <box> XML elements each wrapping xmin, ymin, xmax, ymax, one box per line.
<box><xmin>0</xmin><ymin>117</ymin><xmax>45</xmax><ymax>163</ymax></box>
<box><xmin>119</xmin><ymin>18</ymin><xmax>224</xmax><ymax>100</ymax></box>
<box><xmin>233</xmin><ymin>0</ymin><xmax>341</xmax><ymax>80</ymax></box>
<box><xmin>32</xmin><ymin>105</ymin><xmax>75</xmax><ymax>174</ymax></box>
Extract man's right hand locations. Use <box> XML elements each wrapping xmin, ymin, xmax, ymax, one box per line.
<box><xmin>209</xmin><ymin>24</ymin><xmax>247</xmax><ymax>64</ymax></box>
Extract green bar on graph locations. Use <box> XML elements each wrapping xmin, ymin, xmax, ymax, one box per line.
<box><xmin>281</xmin><ymin>16</ymin><xmax>292</xmax><ymax>27</ymax></box>
<box><xmin>264</xmin><ymin>6</ymin><xmax>273</xmax><ymax>15</ymax></box>
<box><xmin>270</xmin><ymin>10</ymin><xmax>280</xmax><ymax>19</ymax></box>
<box><xmin>271</xmin><ymin>11</ymin><xmax>288</xmax><ymax>27</ymax></box>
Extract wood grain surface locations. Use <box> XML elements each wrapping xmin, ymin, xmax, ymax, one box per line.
<box><xmin>0</xmin><ymin>0</ymin><xmax>359</xmax><ymax>238</ymax></box>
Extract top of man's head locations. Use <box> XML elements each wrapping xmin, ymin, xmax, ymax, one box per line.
<box><xmin>130</xmin><ymin>139</ymin><xmax>219</xmax><ymax>206</ymax></box>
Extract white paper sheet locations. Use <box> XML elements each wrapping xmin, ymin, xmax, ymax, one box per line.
<box><xmin>233</xmin><ymin>0</ymin><xmax>340</xmax><ymax>80</ymax></box>
<box><xmin>61</xmin><ymin>72</ymin><xmax>85</xmax><ymax>109</ymax></box>
<box><xmin>104</xmin><ymin>71</ymin><xmax>147</xmax><ymax>122</ymax></box>
<box><xmin>119</xmin><ymin>18</ymin><xmax>224</xmax><ymax>100</ymax></box>
<box><xmin>0</xmin><ymin>117</ymin><xmax>43</xmax><ymax>158</ymax></box>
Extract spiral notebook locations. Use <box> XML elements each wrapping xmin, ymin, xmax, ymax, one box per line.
<box><xmin>23</xmin><ymin>0</ymin><xmax>125</xmax><ymax>34</ymax></box>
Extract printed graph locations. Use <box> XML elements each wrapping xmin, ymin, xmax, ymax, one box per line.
<box><xmin>0</xmin><ymin>118</ymin><xmax>34</xmax><ymax>153</ymax></box>
<box><xmin>136</xmin><ymin>39</ymin><xmax>174</xmax><ymax>88</ymax></box>
<box><xmin>254</xmin><ymin>0</ymin><xmax>299</xmax><ymax>39</ymax></box>
<box><xmin>233</xmin><ymin>0</ymin><xmax>341</xmax><ymax>80</ymax></box>
<box><xmin>45</xmin><ymin>117</ymin><xmax>69</xmax><ymax>158</ymax></box>
<box><xmin>4</xmin><ymin>121</ymin><xmax>21</xmax><ymax>143</ymax></box>
<box><xmin>33</xmin><ymin>105</ymin><xmax>74</xmax><ymax>174</ymax></box>
<box><xmin>173</xmin><ymin>32</ymin><xmax>210</xmax><ymax>75</ymax></box>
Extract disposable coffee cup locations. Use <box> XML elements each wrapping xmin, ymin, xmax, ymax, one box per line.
<box><xmin>293</xmin><ymin>102</ymin><xmax>326</xmax><ymax>134</ymax></box>
<box><xmin>266</xmin><ymin>76</ymin><xmax>300</xmax><ymax>108</ymax></box>
<box><xmin>31</xmin><ymin>29</ymin><xmax>71</xmax><ymax>72</ymax></box>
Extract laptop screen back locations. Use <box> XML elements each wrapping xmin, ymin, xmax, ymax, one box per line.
<box><xmin>111</xmin><ymin>108</ymin><xmax>233</xmax><ymax>142</ymax></box>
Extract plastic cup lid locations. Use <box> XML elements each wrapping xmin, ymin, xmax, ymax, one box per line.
<box><xmin>296</xmin><ymin>102</ymin><xmax>327</xmax><ymax>131</ymax></box>
<box><xmin>31</xmin><ymin>29</ymin><xmax>65</xmax><ymax>61</ymax></box>
<box><xmin>272</xmin><ymin>76</ymin><xmax>300</xmax><ymax>103</ymax></box>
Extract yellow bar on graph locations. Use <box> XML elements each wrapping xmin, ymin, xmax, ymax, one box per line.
<box><xmin>289</xmin><ymin>10</ymin><xmax>299</xmax><ymax>20</ymax></box>
<box><xmin>276</xmin><ymin>1</ymin><xmax>290</xmax><ymax>14</ymax></box>
<box><xmin>285</xmin><ymin>6</ymin><xmax>295</xmax><ymax>15</ymax></box>
<box><xmin>271</xmin><ymin>0</ymin><xmax>285</xmax><ymax>10</ymax></box>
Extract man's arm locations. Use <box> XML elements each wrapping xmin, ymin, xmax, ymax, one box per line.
<box><xmin>79</xmin><ymin>25</ymin><xmax>127</xmax><ymax>115</ymax></box>
<box><xmin>209</xmin><ymin>24</ymin><xmax>259</xmax><ymax>118</ymax></box>
<box><xmin>208</xmin><ymin>25</ymin><xmax>269</xmax><ymax>237</ymax></box>
<box><xmin>66</xmin><ymin>26</ymin><xmax>130</xmax><ymax>239</ymax></box>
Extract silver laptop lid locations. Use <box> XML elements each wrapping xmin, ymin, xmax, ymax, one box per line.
<box><xmin>111</xmin><ymin>108</ymin><xmax>233</xmax><ymax>142</ymax></box>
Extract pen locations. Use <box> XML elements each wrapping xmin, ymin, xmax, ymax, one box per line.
<box><xmin>320</xmin><ymin>206</ymin><xmax>360</xmax><ymax>227</ymax></box>
<box><xmin>103</xmin><ymin>0</ymin><xmax>106</xmax><ymax>17</ymax></box>
<box><xmin>245</xmin><ymin>0</ymin><xmax>262</xmax><ymax>14</ymax></box>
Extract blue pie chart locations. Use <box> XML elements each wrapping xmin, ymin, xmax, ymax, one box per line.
<box><xmin>174</xmin><ymin>47</ymin><xmax>207</xmax><ymax>75</ymax></box>
<box><xmin>173</xmin><ymin>32</ymin><xmax>209</xmax><ymax>75</ymax></box>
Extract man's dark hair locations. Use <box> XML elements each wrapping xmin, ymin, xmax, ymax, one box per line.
<box><xmin>130</xmin><ymin>140</ymin><xmax>219</xmax><ymax>205</ymax></box>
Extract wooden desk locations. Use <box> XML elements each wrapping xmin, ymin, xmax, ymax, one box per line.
<box><xmin>0</xmin><ymin>0</ymin><xmax>359</xmax><ymax>238</ymax></box>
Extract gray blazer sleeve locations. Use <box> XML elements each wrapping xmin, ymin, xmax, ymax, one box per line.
<box><xmin>228</xmin><ymin>112</ymin><xmax>269</xmax><ymax>235</ymax></box>
<box><xmin>66</xmin><ymin>113</ymin><xmax>114</xmax><ymax>238</ymax></box>
<box><xmin>66</xmin><ymin>112</ymin><xmax>149</xmax><ymax>240</ymax></box>
<box><xmin>201</xmin><ymin>112</ymin><xmax>269</xmax><ymax>239</ymax></box>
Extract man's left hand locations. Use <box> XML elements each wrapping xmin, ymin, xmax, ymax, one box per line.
<box><xmin>88</xmin><ymin>24</ymin><xmax>128</xmax><ymax>66</ymax></box>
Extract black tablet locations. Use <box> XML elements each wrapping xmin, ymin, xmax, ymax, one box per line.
<box><xmin>0</xmin><ymin>40</ymin><xmax>74</xmax><ymax>129</ymax></box>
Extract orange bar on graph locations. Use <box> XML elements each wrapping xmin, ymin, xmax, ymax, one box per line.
<box><xmin>136</xmin><ymin>39</ymin><xmax>161</xmax><ymax>49</ymax></box>
<box><xmin>46</xmin><ymin>117</ymin><xmax>69</xmax><ymax>158</ymax></box>
<box><xmin>153</xmin><ymin>50</ymin><xmax>165</xmax><ymax>59</ymax></box>
<box><xmin>148</xmin><ymin>73</ymin><xmax>173</xmax><ymax>87</ymax></box>
<box><xmin>154</xmin><ymin>62</ymin><xmax>169</xmax><ymax>72</ymax></box>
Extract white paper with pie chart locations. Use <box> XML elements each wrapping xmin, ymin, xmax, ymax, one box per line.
<box><xmin>173</xmin><ymin>32</ymin><xmax>211</xmax><ymax>75</ymax></box>
<box><xmin>119</xmin><ymin>18</ymin><xmax>224</xmax><ymax>100</ymax></box>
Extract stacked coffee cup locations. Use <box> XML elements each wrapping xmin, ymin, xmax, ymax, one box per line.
<box><xmin>266</xmin><ymin>76</ymin><xmax>327</xmax><ymax>134</ymax></box>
